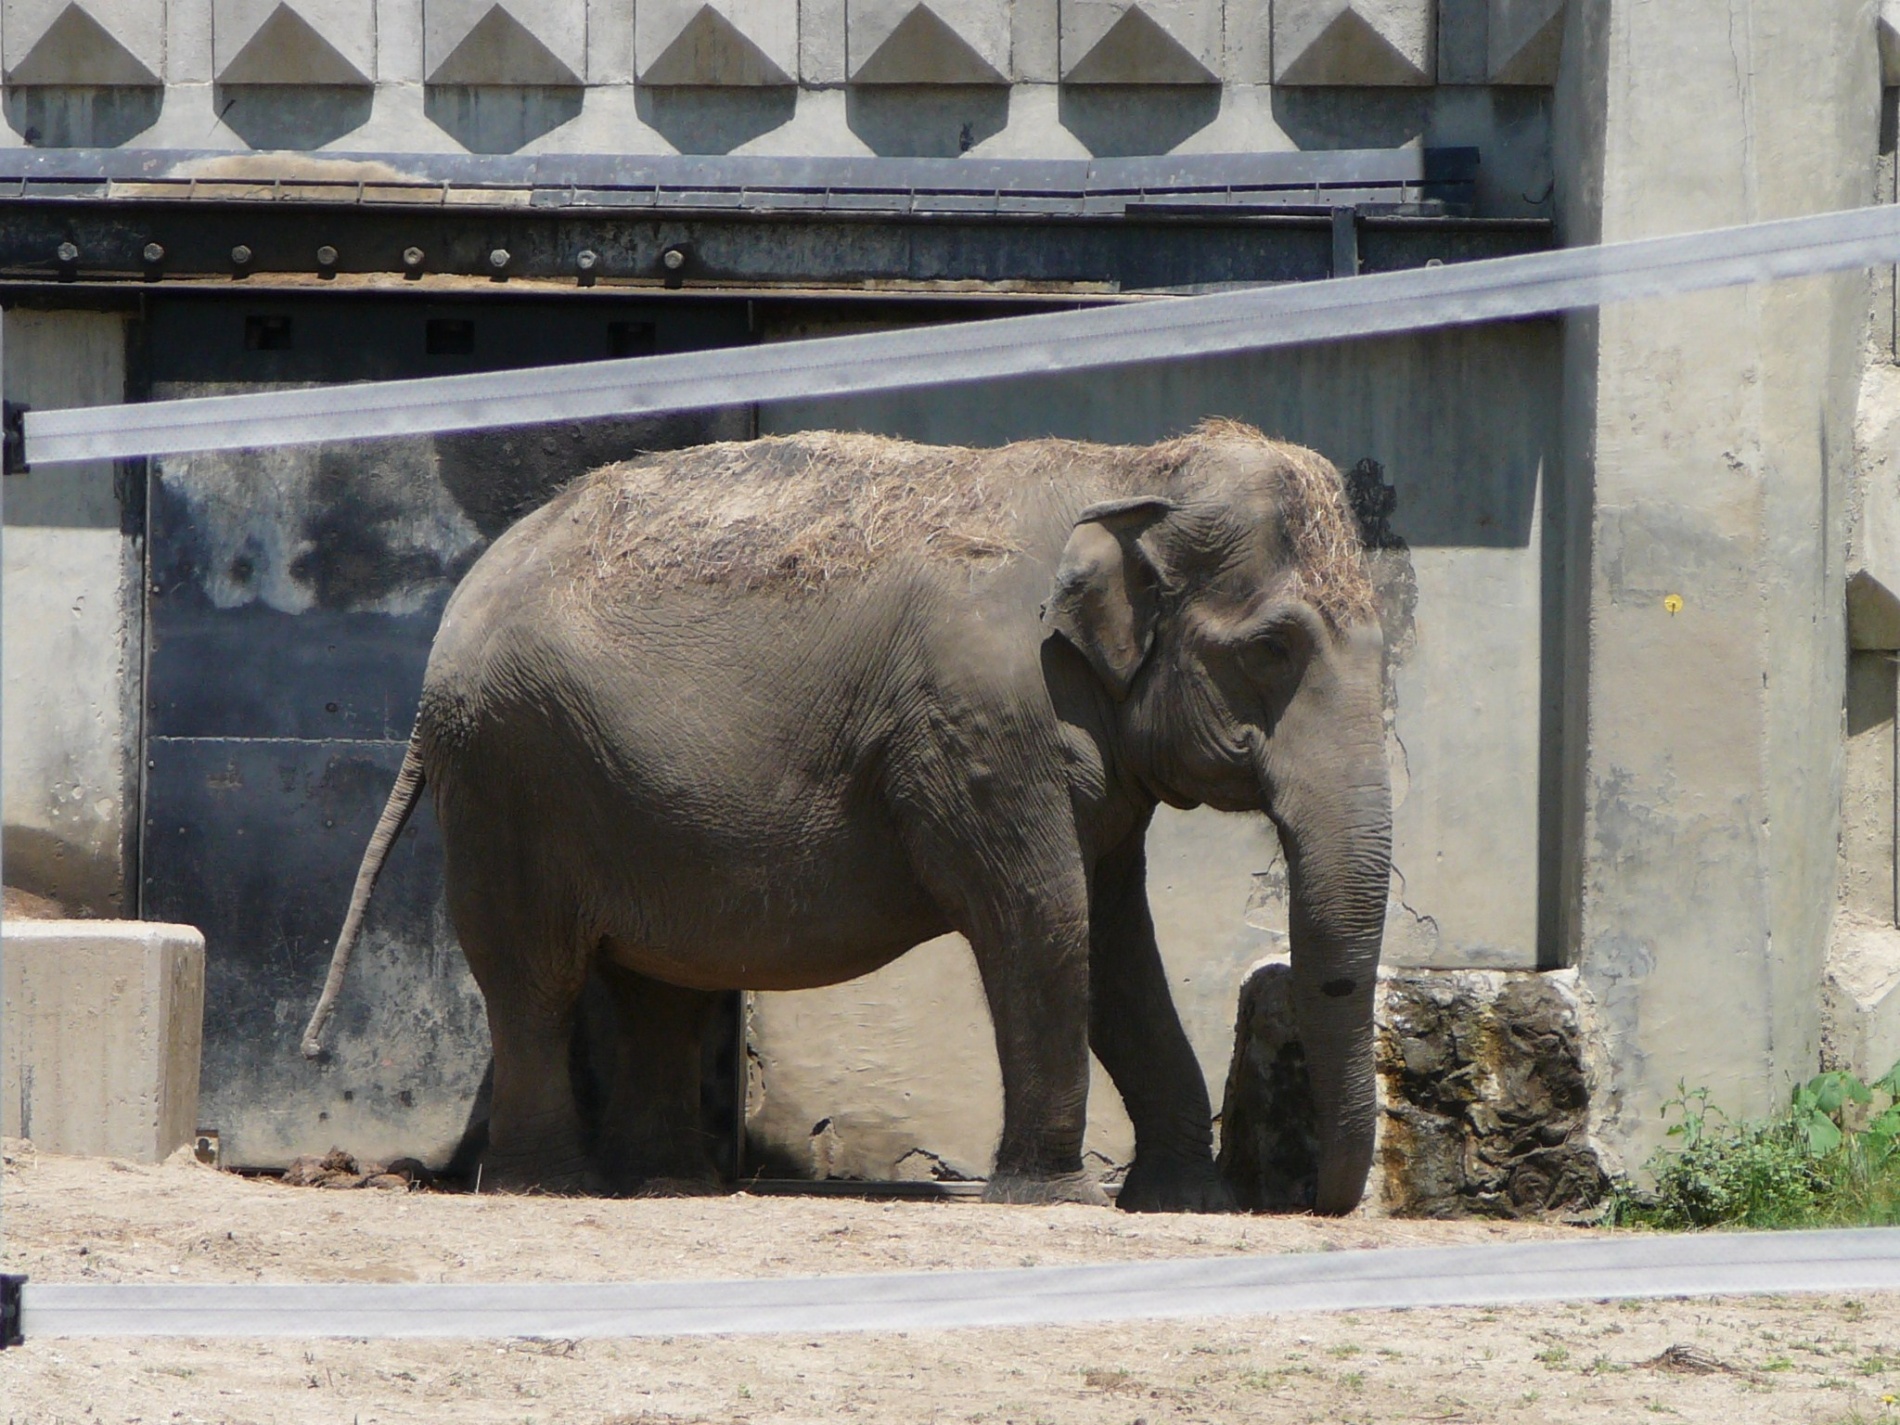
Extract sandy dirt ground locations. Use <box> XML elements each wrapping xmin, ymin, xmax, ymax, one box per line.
<box><xmin>4</xmin><ymin>1142</ymin><xmax>1899</xmax><ymax>1425</ymax></box>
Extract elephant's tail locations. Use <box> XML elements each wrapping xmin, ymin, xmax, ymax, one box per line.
<box><xmin>300</xmin><ymin>734</ymin><xmax>428</xmax><ymax>1059</ymax></box>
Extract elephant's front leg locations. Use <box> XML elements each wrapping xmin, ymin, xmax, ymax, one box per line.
<box><xmin>898</xmin><ymin>771</ymin><xmax>1106</xmax><ymax>1206</ymax></box>
<box><xmin>1089</xmin><ymin>833</ymin><xmax>1234</xmax><ymax>1212</ymax></box>
<box><xmin>967</xmin><ymin>894</ymin><xmax>1106</xmax><ymax>1206</ymax></box>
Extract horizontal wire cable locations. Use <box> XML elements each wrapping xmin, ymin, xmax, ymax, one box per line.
<box><xmin>24</xmin><ymin>203</ymin><xmax>1900</xmax><ymax>466</ymax></box>
<box><xmin>22</xmin><ymin>1228</ymin><xmax>1900</xmax><ymax>1339</ymax></box>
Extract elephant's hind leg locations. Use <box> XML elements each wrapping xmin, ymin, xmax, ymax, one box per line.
<box><xmin>446</xmin><ymin>854</ymin><xmax>597</xmax><ymax>1194</ymax></box>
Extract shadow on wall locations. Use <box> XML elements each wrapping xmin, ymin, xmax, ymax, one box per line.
<box><xmin>4</xmin><ymin>85</ymin><xmax>161</xmax><ymax>146</ymax></box>
<box><xmin>2</xmin><ymin>825</ymin><xmax>125</xmax><ymax>918</ymax></box>
<box><xmin>1271</xmin><ymin>86</ymin><xmax>1556</xmax><ymax>218</ymax></box>
<box><xmin>636</xmin><ymin>87</ymin><xmax>797</xmax><ymax>154</ymax></box>
<box><xmin>215</xmin><ymin>85</ymin><xmax>372</xmax><ymax>149</ymax></box>
<box><xmin>846</xmin><ymin>85</ymin><xmax>1008</xmax><ymax>157</ymax></box>
<box><xmin>424</xmin><ymin>85</ymin><xmax>583</xmax><ymax>153</ymax></box>
<box><xmin>1058</xmin><ymin>86</ymin><xmax>1221</xmax><ymax>156</ymax></box>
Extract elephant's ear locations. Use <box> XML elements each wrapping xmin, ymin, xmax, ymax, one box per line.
<box><xmin>1042</xmin><ymin>496</ymin><xmax>1176</xmax><ymax>701</ymax></box>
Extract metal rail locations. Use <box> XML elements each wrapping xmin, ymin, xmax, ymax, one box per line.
<box><xmin>18</xmin><ymin>1229</ymin><xmax>1900</xmax><ymax>1340</ymax></box>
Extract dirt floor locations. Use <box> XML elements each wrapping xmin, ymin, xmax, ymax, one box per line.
<box><xmin>5</xmin><ymin>1141</ymin><xmax>1900</xmax><ymax>1425</ymax></box>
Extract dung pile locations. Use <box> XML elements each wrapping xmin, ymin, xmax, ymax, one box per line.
<box><xmin>280</xmin><ymin>1147</ymin><xmax>432</xmax><ymax>1191</ymax></box>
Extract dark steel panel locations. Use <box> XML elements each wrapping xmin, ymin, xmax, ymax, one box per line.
<box><xmin>140</xmin><ymin>291</ymin><xmax>757</xmax><ymax>1169</ymax></box>
<box><xmin>144</xmin><ymin>736</ymin><xmax>487</xmax><ymax>1170</ymax></box>
<box><xmin>142</xmin><ymin>294</ymin><xmax>753</xmax><ymax>384</ymax></box>
<box><xmin>0</xmin><ymin>204</ymin><xmax>1547</xmax><ymax>289</ymax></box>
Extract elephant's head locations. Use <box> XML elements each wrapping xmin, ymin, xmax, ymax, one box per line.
<box><xmin>1044</xmin><ymin>425</ymin><xmax>1390</xmax><ymax>1214</ymax></box>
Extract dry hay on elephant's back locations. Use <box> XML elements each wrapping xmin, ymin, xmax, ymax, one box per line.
<box><xmin>1227</xmin><ymin>423</ymin><xmax>1378</xmax><ymax>630</ymax></box>
<box><xmin>567</xmin><ymin>424</ymin><xmax>1375</xmax><ymax>629</ymax></box>
<box><xmin>568</xmin><ymin>431</ymin><xmax>1047</xmax><ymax>594</ymax></box>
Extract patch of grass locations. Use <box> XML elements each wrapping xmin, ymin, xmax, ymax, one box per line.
<box><xmin>1534</xmin><ymin>1346</ymin><xmax>1571</xmax><ymax>1369</ymax></box>
<box><xmin>1607</xmin><ymin>1068</ymin><xmax>1900</xmax><ymax>1229</ymax></box>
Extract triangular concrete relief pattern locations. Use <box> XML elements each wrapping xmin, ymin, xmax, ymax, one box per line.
<box><xmin>851</xmin><ymin>5</ymin><xmax>1007</xmax><ymax>85</ymax></box>
<box><xmin>1273</xmin><ymin>0</ymin><xmax>1434</xmax><ymax>86</ymax></box>
<box><xmin>1063</xmin><ymin>5</ymin><xmax>1216</xmax><ymax>85</ymax></box>
<box><xmin>1487</xmin><ymin>0</ymin><xmax>1563</xmax><ymax>85</ymax></box>
<box><xmin>428</xmin><ymin>5</ymin><xmax>581</xmax><ymax>86</ymax></box>
<box><xmin>1276</xmin><ymin>0</ymin><xmax>1428</xmax><ymax>85</ymax></box>
<box><xmin>217</xmin><ymin>4</ymin><xmax>371</xmax><ymax>85</ymax></box>
<box><xmin>642</xmin><ymin>5</ymin><xmax>792</xmax><ymax>86</ymax></box>
<box><xmin>6</xmin><ymin>3</ymin><xmax>157</xmax><ymax>85</ymax></box>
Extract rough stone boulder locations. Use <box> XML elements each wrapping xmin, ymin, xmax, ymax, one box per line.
<box><xmin>1217</xmin><ymin>963</ymin><xmax>1611</xmax><ymax>1217</ymax></box>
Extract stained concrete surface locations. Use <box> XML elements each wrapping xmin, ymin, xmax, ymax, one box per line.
<box><xmin>0</xmin><ymin>308</ymin><xmax>139</xmax><ymax>916</ymax></box>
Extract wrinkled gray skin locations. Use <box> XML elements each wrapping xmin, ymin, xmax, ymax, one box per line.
<box><xmin>310</xmin><ymin>437</ymin><xmax>1390</xmax><ymax>1213</ymax></box>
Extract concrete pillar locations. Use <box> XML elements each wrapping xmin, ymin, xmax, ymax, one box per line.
<box><xmin>1</xmin><ymin>308</ymin><xmax>140</xmax><ymax>916</ymax></box>
<box><xmin>1553</xmin><ymin>1</ymin><xmax>1879</xmax><ymax>1165</ymax></box>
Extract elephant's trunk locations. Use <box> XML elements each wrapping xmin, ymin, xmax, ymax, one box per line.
<box><xmin>1268</xmin><ymin>763</ymin><xmax>1392</xmax><ymax>1216</ymax></box>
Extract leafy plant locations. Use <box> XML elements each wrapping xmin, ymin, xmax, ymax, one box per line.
<box><xmin>1607</xmin><ymin>1064</ymin><xmax>1900</xmax><ymax>1230</ymax></box>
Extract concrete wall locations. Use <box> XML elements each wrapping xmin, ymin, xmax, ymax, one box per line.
<box><xmin>6</xmin><ymin>0</ymin><xmax>1896</xmax><ymax>1197</ymax></box>
<box><xmin>751</xmin><ymin>322</ymin><xmax>1562</xmax><ymax>1178</ymax></box>
<box><xmin>2</xmin><ymin>308</ymin><xmax>139</xmax><ymax>916</ymax></box>
<box><xmin>0</xmin><ymin>1</ymin><xmax>1553</xmax><ymax>220</ymax></box>
<box><xmin>1554</xmin><ymin>0</ymin><xmax>1879</xmax><ymax>1167</ymax></box>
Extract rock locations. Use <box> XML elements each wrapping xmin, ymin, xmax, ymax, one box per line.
<box><xmin>1217</xmin><ymin>963</ymin><xmax>1611</xmax><ymax>1217</ymax></box>
<box><xmin>1214</xmin><ymin>962</ymin><xmax>1318</xmax><ymax>1210</ymax></box>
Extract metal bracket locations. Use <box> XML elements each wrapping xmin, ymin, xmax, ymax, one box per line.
<box><xmin>1331</xmin><ymin>206</ymin><xmax>1360</xmax><ymax>279</ymax></box>
<box><xmin>3</xmin><ymin>400</ymin><xmax>28</xmax><ymax>474</ymax></box>
<box><xmin>1</xmin><ymin>1273</ymin><xmax>25</xmax><ymax>1347</ymax></box>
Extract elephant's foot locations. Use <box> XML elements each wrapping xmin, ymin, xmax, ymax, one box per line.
<box><xmin>984</xmin><ymin>1169</ymin><xmax>1110</xmax><ymax>1207</ymax></box>
<box><xmin>1115</xmin><ymin>1155</ymin><xmax>1235</xmax><ymax>1214</ymax></box>
<box><xmin>630</xmin><ymin>1174</ymin><xmax>726</xmax><ymax>1199</ymax></box>
<box><xmin>593</xmin><ymin>1132</ymin><xmax>720</xmax><ymax>1198</ymax></box>
<box><xmin>478</xmin><ymin>1151</ymin><xmax>602</xmax><ymax>1196</ymax></box>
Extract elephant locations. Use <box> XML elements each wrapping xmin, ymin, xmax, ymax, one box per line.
<box><xmin>302</xmin><ymin>419</ymin><xmax>1391</xmax><ymax>1214</ymax></box>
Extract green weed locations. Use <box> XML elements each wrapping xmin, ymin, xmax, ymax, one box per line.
<box><xmin>1606</xmin><ymin>1066</ymin><xmax>1900</xmax><ymax>1229</ymax></box>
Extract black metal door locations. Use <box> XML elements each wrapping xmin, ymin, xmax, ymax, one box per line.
<box><xmin>139</xmin><ymin>292</ymin><xmax>753</xmax><ymax>1170</ymax></box>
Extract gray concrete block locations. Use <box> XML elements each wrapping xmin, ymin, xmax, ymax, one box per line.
<box><xmin>2</xmin><ymin>920</ymin><xmax>205</xmax><ymax>1163</ymax></box>
<box><xmin>1824</xmin><ymin>920</ymin><xmax>1900</xmax><ymax>1084</ymax></box>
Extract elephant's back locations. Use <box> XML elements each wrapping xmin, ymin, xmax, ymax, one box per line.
<box><xmin>550</xmin><ymin>430</ymin><xmax>1097</xmax><ymax>603</ymax></box>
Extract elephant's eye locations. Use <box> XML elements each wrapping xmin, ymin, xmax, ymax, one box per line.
<box><xmin>1238</xmin><ymin>633</ymin><xmax>1294</xmax><ymax>683</ymax></box>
